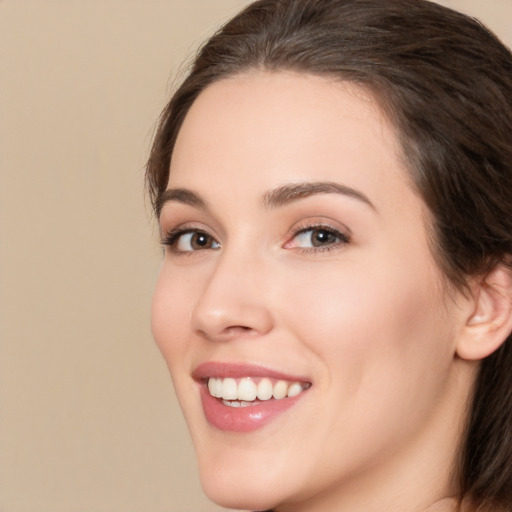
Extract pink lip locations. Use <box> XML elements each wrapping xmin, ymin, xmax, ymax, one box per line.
<box><xmin>194</xmin><ymin>362</ymin><xmax>311</xmax><ymax>433</ymax></box>
<box><xmin>193</xmin><ymin>361</ymin><xmax>309</xmax><ymax>382</ymax></box>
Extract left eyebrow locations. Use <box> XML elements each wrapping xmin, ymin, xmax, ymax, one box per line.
<box><xmin>262</xmin><ymin>181</ymin><xmax>376</xmax><ymax>211</ymax></box>
<box><xmin>155</xmin><ymin>188</ymin><xmax>209</xmax><ymax>217</ymax></box>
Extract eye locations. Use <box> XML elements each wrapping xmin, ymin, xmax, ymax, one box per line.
<box><xmin>162</xmin><ymin>228</ymin><xmax>221</xmax><ymax>253</ymax></box>
<box><xmin>285</xmin><ymin>225</ymin><xmax>350</xmax><ymax>251</ymax></box>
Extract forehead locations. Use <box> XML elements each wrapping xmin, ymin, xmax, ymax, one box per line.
<box><xmin>169</xmin><ymin>71</ymin><xmax>414</xmax><ymax>213</ymax></box>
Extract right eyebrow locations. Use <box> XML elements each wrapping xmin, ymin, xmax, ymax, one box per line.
<box><xmin>263</xmin><ymin>181</ymin><xmax>376</xmax><ymax>211</ymax></box>
<box><xmin>156</xmin><ymin>188</ymin><xmax>207</xmax><ymax>217</ymax></box>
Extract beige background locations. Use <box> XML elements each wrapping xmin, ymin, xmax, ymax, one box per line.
<box><xmin>1</xmin><ymin>1</ymin><xmax>511</xmax><ymax>511</ymax></box>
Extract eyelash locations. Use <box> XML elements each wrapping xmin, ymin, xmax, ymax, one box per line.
<box><xmin>286</xmin><ymin>223</ymin><xmax>350</xmax><ymax>254</ymax></box>
<box><xmin>161</xmin><ymin>223</ymin><xmax>350</xmax><ymax>255</ymax></box>
<box><xmin>161</xmin><ymin>227</ymin><xmax>220</xmax><ymax>255</ymax></box>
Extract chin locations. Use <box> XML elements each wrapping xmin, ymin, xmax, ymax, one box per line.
<box><xmin>193</xmin><ymin>441</ymin><xmax>304</xmax><ymax>512</ymax></box>
<box><xmin>200</xmin><ymin>469</ymin><xmax>281</xmax><ymax>511</ymax></box>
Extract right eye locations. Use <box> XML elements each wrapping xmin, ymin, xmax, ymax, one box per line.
<box><xmin>162</xmin><ymin>229</ymin><xmax>221</xmax><ymax>253</ymax></box>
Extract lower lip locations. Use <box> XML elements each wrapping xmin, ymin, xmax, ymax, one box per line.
<box><xmin>199</xmin><ymin>385</ymin><xmax>304</xmax><ymax>432</ymax></box>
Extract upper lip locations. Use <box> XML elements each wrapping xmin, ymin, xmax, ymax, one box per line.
<box><xmin>193</xmin><ymin>361</ymin><xmax>311</xmax><ymax>384</ymax></box>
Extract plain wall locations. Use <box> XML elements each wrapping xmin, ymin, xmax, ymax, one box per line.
<box><xmin>1</xmin><ymin>1</ymin><xmax>511</xmax><ymax>511</ymax></box>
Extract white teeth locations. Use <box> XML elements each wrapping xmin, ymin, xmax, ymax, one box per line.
<box><xmin>222</xmin><ymin>400</ymin><xmax>254</xmax><ymax>408</ymax></box>
<box><xmin>208</xmin><ymin>378</ymin><xmax>223</xmax><ymax>398</ymax></box>
<box><xmin>238</xmin><ymin>378</ymin><xmax>257</xmax><ymax>401</ymax></box>
<box><xmin>208</xmin><ymin>378</ymin><xmax>215</xmax><ymax>396</ymax></box>
<box><xmin>257</xmin><ymin>378</ymin><xmax>273</xmax><ymax>401</ymax></box>
<box><xmin>222</xmin><ymin>399</ymin><xmax>240</xmax><ymax>407</ymax></box>
<box><xmin>222</xmin><ymin>378</ymin><xmax>238</xmax><ymax>400</ymax></box>
<box><xmin>214</xmin><ymin>378</ymin><xmax>223</xmax><ymax>398</ymax></box>
<box><xmin>287</xmin><ymin>382</ymin><xmax>303</xmax><ymax>398</ymax></box>
<box><xmin>207</xmin><ymin>376</ymin><xmax>308</xmax><ymax>402</ymax></box>
<box><xmin>273</xmin><ymin>380</ymin><xmax>288</xmax><ymax>400</ymax></box>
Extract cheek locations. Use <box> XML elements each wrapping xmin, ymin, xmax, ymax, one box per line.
<box><xmin>272</xmin><ymin>258</ymin><xmax>455</xmax><ymax>483</ymax></box>
<box><xmin>288</xmin><ymin>247</ymin><xmax>445</xmax><ymax>348</ymax></box>
<box><xmin>151</xmin><ymin>266</ymin><xmax>194</xmax><ymax>366</ymax></box>
<box><xmin>280</xmin><ymin>254</ymin><xmax>452</xmax><ymax>412</ymax></box>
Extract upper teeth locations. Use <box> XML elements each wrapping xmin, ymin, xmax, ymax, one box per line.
<box><xmin>207</xmin><ymin>377</ymin><xmax>308</xmax><ymax>402</ymax></box>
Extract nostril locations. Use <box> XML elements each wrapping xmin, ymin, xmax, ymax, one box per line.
<box><xmin>223</xmin><ymin>325</ymin><xmax>259</xmax><ymax>338</ymax></box>
<box><xmin>197</xmin><ymin>325</ymin><xmax>261</xmax><ymax>342</ymax></box>
<box><xmin>229</xmin><ymin>325</ymin><xmax>258</xmax><ymax>333</ymax></box>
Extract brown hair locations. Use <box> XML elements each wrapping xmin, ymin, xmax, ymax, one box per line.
<box><xmin>146</xmin><ymin>1</ymin><xmax>512</xmax><ymax>509</ymax></box>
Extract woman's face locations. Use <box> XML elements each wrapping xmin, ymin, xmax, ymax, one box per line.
<box><xmin>152</xmin><ymin>72</ymin><xmax>469</xmax><ymax>511</ymax></box>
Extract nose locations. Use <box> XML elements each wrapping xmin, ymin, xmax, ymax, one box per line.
<box><xmin>191</xmin><ymin>249</ymin><xmax>274</xmax><ymax>342</ymax></box>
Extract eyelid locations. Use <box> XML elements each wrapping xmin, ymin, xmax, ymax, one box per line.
<box><xmin>159</xmin><ymin>218</ymin><xmax>350</xmax><ymax>255</ymax></box>
<box><xmin>160</xmin><ymin>224</ymin><xmax>221</xmax><ymax>254</ymax></box>
<box><xmin>284</xmin><ymin>220</ymin><xmax>351</xmax><ymax>252</ymax></box>
<box><xmin>158</xmin><ymin>204</ymin><xmax>219</xmax><ymax>240</ymax></box>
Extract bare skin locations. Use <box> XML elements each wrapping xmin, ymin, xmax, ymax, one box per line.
<box><xmin>153</xmin><ymin>71</ymin><xmax>484</xmax><ymax>511</ymax></box>
<box><xmin>425</xmin><ymin>498</ymin><xmax>460</xmax><ymax>511</ymax></box>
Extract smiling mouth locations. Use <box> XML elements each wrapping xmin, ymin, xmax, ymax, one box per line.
<box><xmin>195</xmin><ymin>364</ymin><xmax>312</xmax><ymax>431</ymax></box>
<box><xmin>207</xmin><ymin>376</ymin><xmax>311</xmax><ymax>407</ymax></box>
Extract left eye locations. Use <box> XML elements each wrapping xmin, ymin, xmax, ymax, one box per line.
<box><xmin>163</xmin><ymin>229</ymin><xmax>221</xmax><ymax>253</ymax></box>
<box><xmin>290</xmin><ymin>227</ymin><xmax>347</xmax><ymax>248</ymax></box>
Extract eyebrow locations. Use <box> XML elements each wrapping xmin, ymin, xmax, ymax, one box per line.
<box><xmin>263</xmin><ymin>181</ymin><xmax>375</xmax><ymax>210</ymax></box>
<box><xmin>156</xmin><ymin>180</ymin><xmax>375</xmax><ymax>217</ymax></box>
<box><xmin>156</xmin><ymin>188</ymin><xmax>208</xmax><ymax>217</ymax></box>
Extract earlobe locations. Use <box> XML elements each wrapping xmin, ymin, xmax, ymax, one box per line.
<box><xmin>456</xmin><ymin>265</ymin><xmax>512</xmax><ymax>361</ymax></box>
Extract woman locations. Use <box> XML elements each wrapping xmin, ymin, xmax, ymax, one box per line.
<box><xmin>147</xmin><ymin>1</ymin><xmax>512</xmax><ymax>510</ymax></box>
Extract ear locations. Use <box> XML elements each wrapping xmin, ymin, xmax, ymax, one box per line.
<box><xmin>456</xmin><ymin>264</ymin><xmax>512</xmax><ymax>361</ymax></box>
